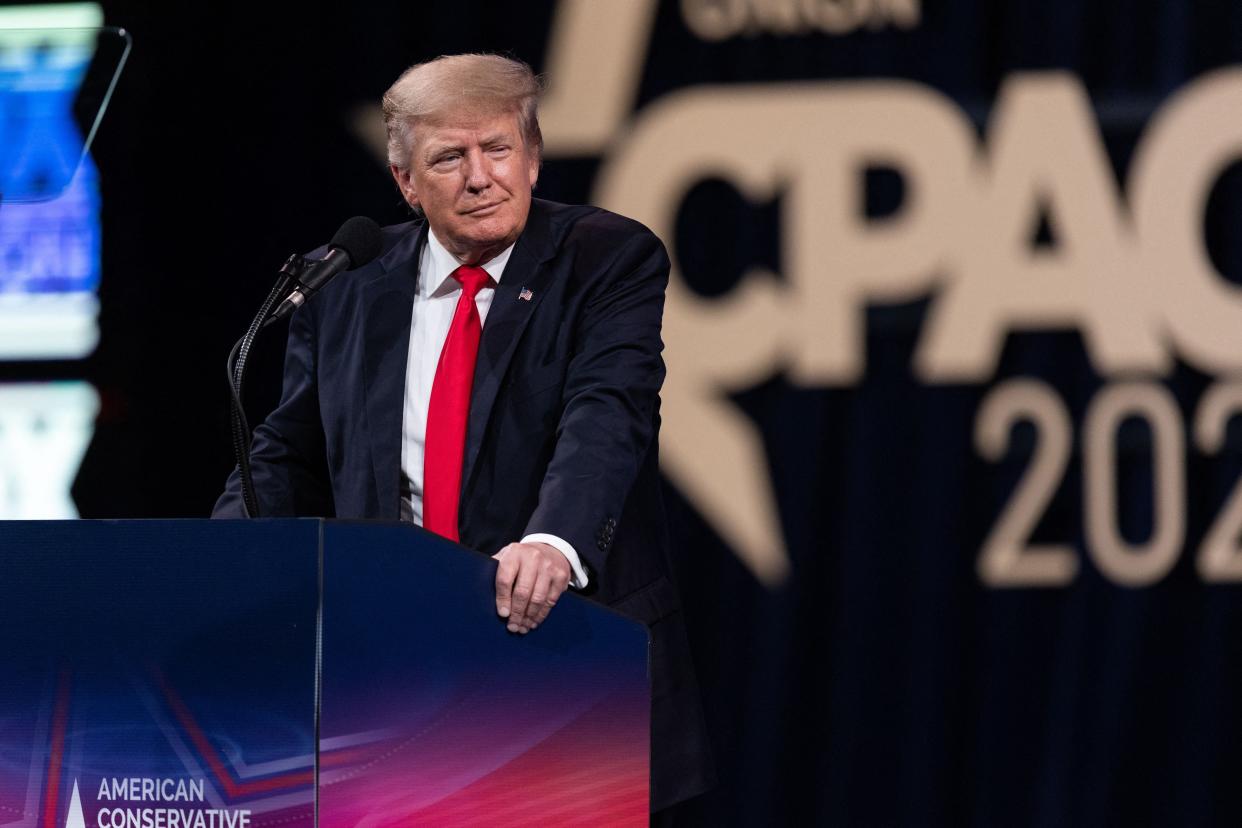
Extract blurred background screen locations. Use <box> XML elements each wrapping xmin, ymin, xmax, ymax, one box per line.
<box><xmin>0</xmin><ymin>4</ymin><xmax>126</xmax><ymax>517</ymax></box>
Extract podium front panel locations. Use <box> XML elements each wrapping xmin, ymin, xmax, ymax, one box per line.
<box><xmin>0</xmin><ymin>520</ymin><xmax>319</xmax><ymax>828</ymax></box>
<box><xmin>318</xmin><ymin>521</ymin><xmax>651</xmax><ymax>826</ymax></box>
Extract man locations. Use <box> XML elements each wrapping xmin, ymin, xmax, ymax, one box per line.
<box><xmin>214</xmin><ymin>54</ymin><xmax>713</xmax><ymax>813</ymax></box>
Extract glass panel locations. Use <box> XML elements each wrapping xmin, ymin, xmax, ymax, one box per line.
<box><xmin>0</xmin><ymin>19</ymin><xmax>131</xmax><ymax>204</ymax></box>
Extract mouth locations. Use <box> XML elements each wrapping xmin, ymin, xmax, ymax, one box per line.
<box><xmin>463</xmin><ymin>202</ymin><xmax>503</xmax><ymax>216</ymax></box>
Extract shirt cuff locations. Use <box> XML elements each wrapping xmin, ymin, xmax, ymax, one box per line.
<box><xmin>521</xmin><ymin>532</ymin><xmax>589</xmax><ymax>589</ymax></box>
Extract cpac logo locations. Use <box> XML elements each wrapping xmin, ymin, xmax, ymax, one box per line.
<box><xmin>535</xmin><ymin>2</ymin><xmax>1242</xmax><ymax>584</ymax></box>
<box><xmin>358</xmin><ymin>1</ymin><xmax>1242</xmax><ymax>584</ymax></box>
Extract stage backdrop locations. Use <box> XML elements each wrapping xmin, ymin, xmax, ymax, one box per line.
<box><xmin>4</xmin><ymin>0</ymin><xmax>1242</xmax><ymax>824</ymax></box>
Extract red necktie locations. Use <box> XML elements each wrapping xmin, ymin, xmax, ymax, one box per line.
<box><xmin>423</xmin><ymin>265</ymin><xmax>490</xmax><ymax>541</ymax></box>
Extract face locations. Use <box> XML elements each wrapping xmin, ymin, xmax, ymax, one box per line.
<box><xmin>390</xmin><ymin>109</ymin><xmax>540</xmax><ymax>264</ymax></box>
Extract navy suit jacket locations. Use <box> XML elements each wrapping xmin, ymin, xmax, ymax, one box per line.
<box><xmin>215</xmin><ymin>198</ymin><xmax>713</xmax><ymax>810</ymax></box>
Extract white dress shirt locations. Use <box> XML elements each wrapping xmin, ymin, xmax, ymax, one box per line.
<box><xmin>398</xmin><ymin>229</ymin><xmax>588</xmax><ymax>588</ymax></box>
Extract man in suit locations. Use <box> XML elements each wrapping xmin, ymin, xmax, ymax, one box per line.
<box><xmin>214</xmin><ymin>54</ymin><xmax>713</xmax><ymax>814</ymax></box>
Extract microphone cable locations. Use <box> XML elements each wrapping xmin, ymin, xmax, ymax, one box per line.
<box><xmin>227</xmin><ymin>254</ymin><xmax>305</xmax><ymax>518</ymax></box>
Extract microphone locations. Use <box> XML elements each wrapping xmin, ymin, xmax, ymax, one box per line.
<box><xmin>269</xmin><ymin>216</ymin><xmax>383</xmax><ymax>322</ymax></box>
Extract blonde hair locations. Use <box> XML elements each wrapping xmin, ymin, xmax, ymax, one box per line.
<box><xmin>383</xmin><ymin>53</ymin><xmax>543</xmax><ymax>170</ymax></box>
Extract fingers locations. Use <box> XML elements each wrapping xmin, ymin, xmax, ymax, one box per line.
<box><xmin>494</xmin><ymin>544</ymin><xmax>517</xmax><ymax>620</ymax></box>
<box><xmin>507</xmin><ymin>554</ymin><xmax>539</xmax><ymax>634</ymax></box>
<box><xmin>515</xmin><ymin>555</ymin><xmax>571</xmax><ymax>632</ymax></box>
<box><xmin>529</xmin><ymin>560</ymin><xmax>570</xmax><ymax>628</ymax></box>
<box><xmin>493</xmin><ymin>542</ymin><xmax>573</xmax><ymax>634</ymax></box>
<box><xmin>530</xmin><ymin>571</ymin><xmax>567</xmax><ymax>628</ymax></box>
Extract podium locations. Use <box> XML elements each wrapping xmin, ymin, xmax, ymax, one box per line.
<box><xmin>0</xmin><ymin>520</ymin><xmax>650</xmax><ymax>827</ymax></box>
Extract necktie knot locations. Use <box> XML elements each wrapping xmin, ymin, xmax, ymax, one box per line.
<box><xmin>452</xmin><ymin>265</ymin><xmax>490</xmax><ymax>299</ymax></box>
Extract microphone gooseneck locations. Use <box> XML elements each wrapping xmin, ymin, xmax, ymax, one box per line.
<box><xmin>228</xmin><ymin>217</ymin><xmax>382</xmax><ymax>517</ymax></box>
<box><xmin>268</xmin><ymin>216</ymin><xmax>383</xmax><ymax>323</ymax></box>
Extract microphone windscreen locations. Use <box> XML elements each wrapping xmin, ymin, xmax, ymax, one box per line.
<box><xmin>330</xmin><ymin>216</ymin><xmax>383</xmax><ymax>268</ymax></box>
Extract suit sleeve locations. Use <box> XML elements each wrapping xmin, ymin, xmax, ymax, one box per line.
<box><xmin>521</xmin><ymin>226</ymin><xmax>669</xmax><ymax>580</ymax></box>
<box><xmin>212</xmin><ymin>300</ymin><xmax>334</xmax><ymax>518</ymax></box>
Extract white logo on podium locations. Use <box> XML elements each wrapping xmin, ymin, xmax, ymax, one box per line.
<box><xmin>64</xmin><ymin>779</ymin><xmax>84</xmax><ymax>828</ymax></box>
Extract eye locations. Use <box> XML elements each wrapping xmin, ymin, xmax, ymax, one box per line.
<box><xmin>488</xmin><ymin>145</ymin><xmax>511</xmax><ymax>156</ymax></box>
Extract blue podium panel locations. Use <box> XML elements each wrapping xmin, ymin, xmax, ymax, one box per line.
<box><xmin>318</xmin><ymin>521</ymin><xmax>651</xmax><ymax>827</ymax></box>
<box><xmin>0</xmin><ymin>520</ymin><xmax>318</xmax><ymax>828</ymax></box>
<box><xmin>0</xmin><ymin>520</ymin><xmax>651</xmax><ymax>827</ymax></box>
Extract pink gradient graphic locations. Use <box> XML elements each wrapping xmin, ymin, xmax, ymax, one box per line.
<box><xmin>320</xmin><ymin>674</ymin><xmax>649</xmax><ymax>826</ymax></box>
<box><xmin>0</xmin><ymin>673</ymin><xmax>317</xmax><ymax>828</ymax></box>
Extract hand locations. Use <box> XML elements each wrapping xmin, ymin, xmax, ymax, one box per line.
<box><xmin>492</xmin><ymin>541</ymin><xmax>572</xmax><ymax>634</ymax></box>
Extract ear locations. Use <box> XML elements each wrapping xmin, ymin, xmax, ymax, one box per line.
<box><xmin>526</xmin><ymin>152</ymin><xmax>540</xmax><ymax>190</ymax></box>
<box><xmin>390</xmin><ymin>164</ymin><xmax>420</xmax><ymax>209</ymax></box>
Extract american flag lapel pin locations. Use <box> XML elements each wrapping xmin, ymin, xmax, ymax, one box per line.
<box><xmin>518</xmin><ymin>287</ymin><xmax>534</xmax><ymax>302</ymax></box>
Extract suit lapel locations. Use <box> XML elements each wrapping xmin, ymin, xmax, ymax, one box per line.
<box><xmin>462</xmin><ymin>203</ymin><xmax>558</xmax><ymax>492</ymax></box>
<box><xmin>362</xmin><ymin>221</ymin><xmax>427</xmax><ymax>519</ymax></box>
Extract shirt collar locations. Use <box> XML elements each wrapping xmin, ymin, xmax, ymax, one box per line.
<box><xmin>421</xmin><ymin>228</ymin><xmax>515</xmax><ymax>298</ymax></box>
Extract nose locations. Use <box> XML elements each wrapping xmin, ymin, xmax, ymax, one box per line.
<box><xmin>463</xmin><ymin>147</ymin><xmax>491</xmax><ymax>193</ymax></box>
